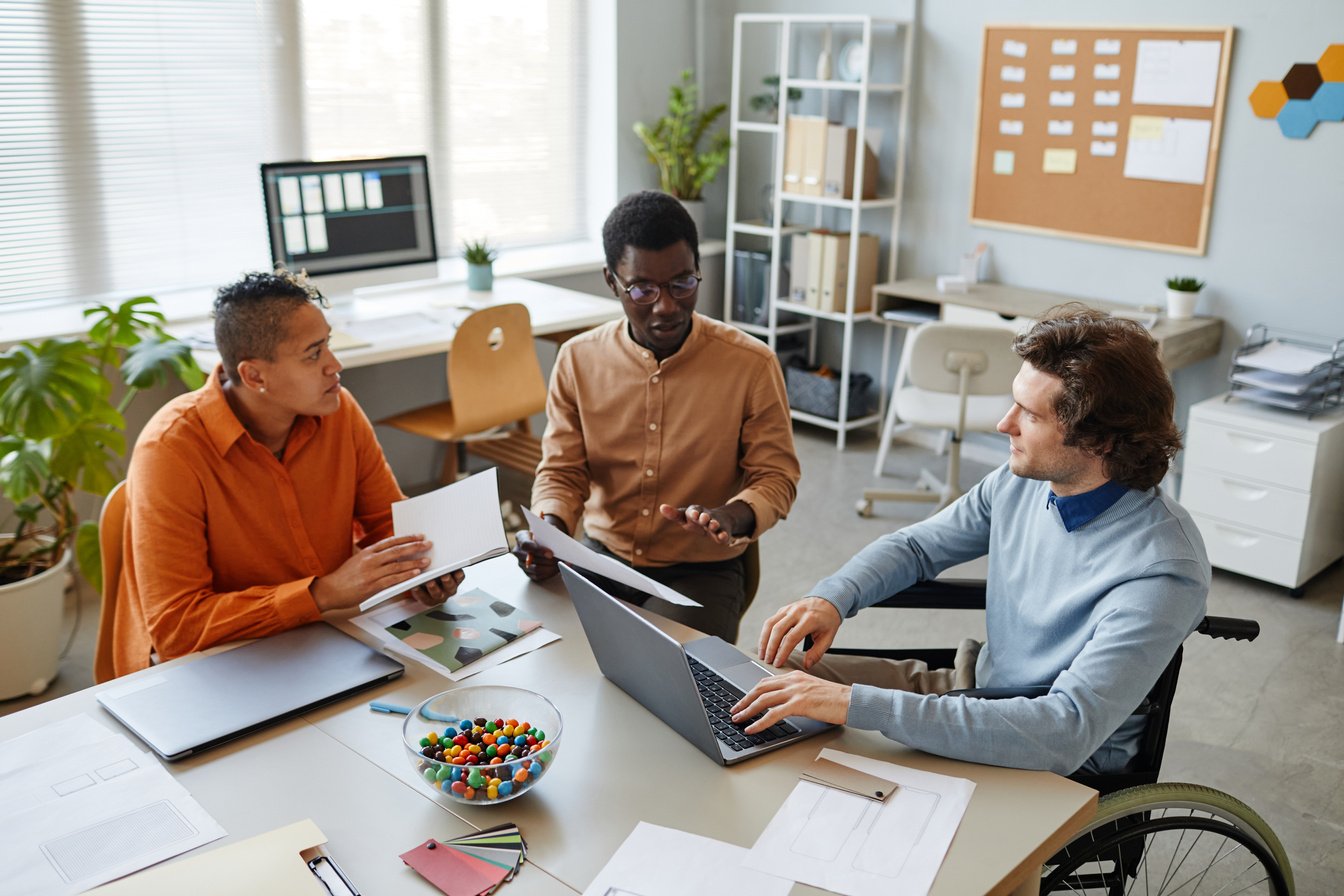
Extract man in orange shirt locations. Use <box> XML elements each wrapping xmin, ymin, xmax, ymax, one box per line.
<box><xmin>108</xmin><ymin>270</ymin><xmax>462</xmax><ymax>678</ymax></box>
<box><xmin>513</xmin><ymin>191</ymin><xmax>800</xmax><ymax>642</ymax></box>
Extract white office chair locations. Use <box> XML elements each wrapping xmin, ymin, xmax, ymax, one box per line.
<box><xmin>857</xmin><ymin>322</ymin><xmax>1019</xmax><ymax>517</ymax></box>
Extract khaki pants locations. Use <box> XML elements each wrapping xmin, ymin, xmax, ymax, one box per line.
<box><xmin>787</xmin><ymin>638</ymin><xmax>983</xmax><ymax>695</ymax></box>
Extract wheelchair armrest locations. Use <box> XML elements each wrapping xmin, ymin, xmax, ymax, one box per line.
<box><xmin>869</xmin><ymin>578</ymin><xmax>988</xmax><ymax>611</ymax></box>
<box><xmin>1197</xmin><ymin>615</ymin><xmax>1259</xmax><ymax>642</ymax></box>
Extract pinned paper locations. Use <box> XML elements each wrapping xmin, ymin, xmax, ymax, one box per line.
<box><xmin>1000</xmin><ymin>65</ymin><xmax>1026</xmax><ymax>82</ymax></box>
<box><xmin>1001</xmin><ymin>92</ymin><xmax>1026</xmax><ymax>108</ymax></box>
<box><xmin>1090</xmin><ymin>140</ymin><xmax>1117</xmax><ymax>157</ymax></box>
<box><xmin>1043</xmin><ymin>148</ymin><xmax>1078</xmax><ymax>174</ymax></box>
<box><xmin>1094</xmin><ymin>63</ymin><xmax>1121</xmax><ymax>80</ymax></box>
<box><xmin>1049</xmin><ymin>64</ymin><xmax>1076</xmax><ymax>81</ymax></box>
<box><xmin>1132</xmin><ymin>39</ymin><xmax>1221</xmax><ymax>107</ymax></box>
<box><xmin>1052</xmin><ymin>38</ymin><xmax>1077</xmax><ymax>55</ymax></box>
<box><xmin>1095</xmin><ymin>38</ymin><xmax>1122</xmax><ymax>56</ymax></box>
<box><xmin>1092</xmin><ymin>120</ymin><xmax>1120</xmax><ymax>137</ymax></box>
<box><xmin>1129</xmin><ymin>115</ymin><xmax>1166</xmax><ymax>140</ymax></box>
<box><xmin>1002</xmin><ymin>39</ymin><xmax>1027</xmax><ymax>58</ymax></box>
<box><xmin>999</xmin><ymin>119</ymin><xmax>1024</xmax><ymax>136</ymax></box>
<box><xmin>1124</xmin><ymin>116</ymin><xmax>1212</xmax><ymax>184</ymax></box>
<box><xmin>1095</xmin><ymin>90</ymin><xmax>1121</xmax><ymax>106</ymax></box>
<box><xmin>1049</xmin><ymin>91</ymin><xmax>1075</xmax><ymax>107</ymax></box>
<box><xmin>993</xmin><ymin>150</ymin><xmax>1015</xmax><ymax>175</ymax></box>
<box><xmin>1047</xmin><ymin>119</ymin><xmax>1074</xmax><ymax>136</ymax></box>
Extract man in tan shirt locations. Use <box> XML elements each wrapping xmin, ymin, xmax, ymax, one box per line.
<box><xmin>513</xmin><ymin>191</ymin><xmax>800</xmax><ymax>642</ymax></box>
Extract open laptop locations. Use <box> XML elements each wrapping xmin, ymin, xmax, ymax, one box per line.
<box><xmin>97</xmin><ymin>622</ymin><xmax>404</xmax><ymax>761</ymax></box>
<box><xmin>559</xmin><ymin>564</ymin><xmax>832</xmax><ymax>765</ymax></box>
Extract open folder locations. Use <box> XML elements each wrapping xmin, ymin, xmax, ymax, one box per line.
<box><xmin>89</xmin><ymin>819</ymin><xmax>349</xmax><ymax>895</ymax></box>
<box><xmin>359</xmin><ymin>468</ymin><xmax>509</xmax><ymax>612</ymax></box>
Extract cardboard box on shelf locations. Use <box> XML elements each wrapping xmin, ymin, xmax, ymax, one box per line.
<box><xmin>822</xmin><ymin>125</ymin><xmax>881</xmax><ymax>200</ymax></box>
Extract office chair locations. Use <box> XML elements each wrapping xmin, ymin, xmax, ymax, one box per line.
<box><xmin>93</xmin><ymin>480</ymin><xmax>128</xmax><ymax>684</ymax></box>
<box><xmin>815</xmin><ymin>580</ymin><xmax>1293</xmax><ymax>895</ymax></box>
<box><xmin>378</xmin><ymin>303</ymin><xmax>547</xmax><ymax>484</ymax></box>
<box><xmin>857</xmin><ymin>322</ymin><xmax>1018</xmax><ymax>518</ymax></box>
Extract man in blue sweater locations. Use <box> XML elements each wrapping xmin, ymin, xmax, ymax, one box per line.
<box><xmin>731</xmin><ymin>307</ymin><xmax>1210</xmax><ymax>775</ymax></box>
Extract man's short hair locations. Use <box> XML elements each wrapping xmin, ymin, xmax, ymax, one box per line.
<box><xmin>1012</xmin><ymin>304</ymin><xmax>1181</xmax><ymax>491</ymax></box>
<box><xmin>602</xmin><ymin>190</ymin><xmax>700</xmax><ymax>270</ymax></box>
<box><xmin>213</xmin><ymin>270</ymin><xmax>326</xmax><ymax>384</ymax></box>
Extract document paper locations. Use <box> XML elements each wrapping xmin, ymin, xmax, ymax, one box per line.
<box><xmin>581</xmin><ymin>822</ymin><xmax>792</xmax><ymax>896</ymax></box>
<box><xmin>744</xmin><ymin>748</ymin><xmax>974</xmax><ymax>896</ymax></box>
<box><xmin>522</xmin><ymin>506</ymin><xmax>701</xmax><ymax>607</ymax></box>
<box><xmin>359</xmin><ymin>467</ymin><xmax>509</xmax><ymax>611</ymax></box>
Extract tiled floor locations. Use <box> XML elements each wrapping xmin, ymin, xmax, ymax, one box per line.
<box><xmin>5</xmin><ymin>426</ymin><xmax>1341</xmax><ymax>892</ymax></box>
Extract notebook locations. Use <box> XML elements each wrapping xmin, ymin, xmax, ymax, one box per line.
<box><xmin>559</xmin><ymin>564</ymin><xmax>832</xmax><ymax>766</ymax></box>
<box><xmin>97</xmin><ymin>623</ymin><xmax>404</xmax><ymax>761</ymax></box>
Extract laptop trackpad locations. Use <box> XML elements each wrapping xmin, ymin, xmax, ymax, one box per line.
<box><xmin>718</xmin><ymin>660</ymin><xmax>773</xmax><ymax>693</ymax></box>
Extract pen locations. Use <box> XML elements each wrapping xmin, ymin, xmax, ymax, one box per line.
<box><xmin>369</xmin><ymin>700</ymin><xmax>412</xmax><ymax>715</ymax></box>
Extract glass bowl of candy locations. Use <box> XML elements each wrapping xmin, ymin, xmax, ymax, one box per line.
<box><xmin>403</xmin><ymin>685</ymin><xmax>562</xmax><ymax>806</ymax></box>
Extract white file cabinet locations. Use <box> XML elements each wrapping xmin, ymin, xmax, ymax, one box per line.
<box><xmin>1180</xmin><ymin>395</ymin><xmax>1344</xmax><ymax>595</ymax></box>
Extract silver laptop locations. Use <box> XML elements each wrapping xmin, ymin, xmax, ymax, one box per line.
<box><xmin>97</xmin><ymin>622</ymin><xmax>404</xmax><ymax>761</ymax></box>
<box><xmin>559</xmin><ymin>564</ymin><xmax>832</xmax><ymax>765</ymax></box>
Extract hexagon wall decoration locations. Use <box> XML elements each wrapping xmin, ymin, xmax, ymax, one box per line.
<box><xmin>1250</xmin><ymin>43</ymin><xmax>1344</xmax><ymax>138</ymax></box>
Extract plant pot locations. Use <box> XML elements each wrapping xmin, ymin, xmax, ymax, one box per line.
<box><xmin>0</xmin><ymin>538</ymin><xmax>69</xmax><ymax>699</ymax></box>
<box><xmin>467</xmin><ymin>263</ymin><xmax>494</xmax><ymax>292</ymax></box>
<box><xmin>1165</xmin><ymin>288</ymin><xmax>1200</xmax><ymax>320</ymax></box>
<box><xmin>677</xmin><ymin>198</ymin><xmax>706</xmax><ymax>240</ymax></box>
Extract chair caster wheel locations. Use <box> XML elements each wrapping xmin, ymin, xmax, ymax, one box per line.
<box><xmin>856</xmin><ymin>499</ymin><xmax>873</xmax><ymax>518</ymax></box>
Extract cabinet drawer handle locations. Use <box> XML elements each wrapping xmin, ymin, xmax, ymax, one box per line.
<box><xmin>1223</xmin><ymin>479</ymin><xmax>1268</xmax><ymax>502</ymax></box>
<box><xmin>1213</xmin><ymin>524</ymin><xmax>1260</xmax><ymax>548</ymax></box>
<box><xmin>1224</xmin><ymin>432</ymin><xmax>1274</xmax><ymax>454</ymax></box>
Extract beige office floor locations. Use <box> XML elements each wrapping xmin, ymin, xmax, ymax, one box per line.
<box><xmin>5</xmin><ymin>427</ymin><xmax>1341</xmax><ymax>893</ymax></box>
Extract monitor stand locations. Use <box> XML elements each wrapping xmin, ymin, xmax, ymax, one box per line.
<box><xmin>308</xmin><ymin>261</ymin><xmax>445</xmax><ymax>306</ymax></box>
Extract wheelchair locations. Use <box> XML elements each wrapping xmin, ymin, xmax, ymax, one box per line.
<box><xmin>822</xmin><ymin>579</ymin><xmax>1295</xmax><ymax>895</ymax></box>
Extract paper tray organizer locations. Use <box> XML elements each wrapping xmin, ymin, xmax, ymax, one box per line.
<box><xmin>1226</xmin><ymin>325</ymin><xmax>1344</xmax><ymax>418</ymax></box>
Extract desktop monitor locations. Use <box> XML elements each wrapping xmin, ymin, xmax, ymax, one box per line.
<box><xmin>260</xmin><ymin>155</ymin><xmax>438</xmax><ymax>291</ymax></box>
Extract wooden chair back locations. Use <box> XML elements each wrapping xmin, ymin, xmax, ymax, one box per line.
<box><xmin>446</xmin><ymin>303</ymin><xmax>548</xmax><ymax>434</ymax></box>
<box><xmin>93</xmin><ymin>480</ymin><xmax>128</xmax><ymax>684</ymax></box>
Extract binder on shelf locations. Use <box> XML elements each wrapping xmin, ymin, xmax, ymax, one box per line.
<box><xmin>732</xmin><ymin>249</ymin><xmax>771</xmax><ymax>325</ymax></box>
<box><xmin>781</xmin><ymin>115</ymin><xmax>814</xmax><ymax>194</ymax></box>
<box><xmin>822</xmin><ymin>125</ymin><xmax>881</xmax><ymax>200</ymax></box>
<box><xmin>805</xmin><ymin>230</ymin><xmax>829</xmax><ymax>307</ymax></box>
<box><xmin>816</xmin><ymin>232</ymin><xmax>879</xmax><ymax>313</ymax></box>
<box><xmin>789</xmin><ymin>233</ymin><xmax>811</xmax><ymax>301</ymax></box>
<box><xmin>798</xmin><ymin>116</ymin><xmax>829</xmax><ymax>196</ymax></box>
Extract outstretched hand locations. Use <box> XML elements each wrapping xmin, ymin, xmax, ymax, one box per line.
<box><xmin>757</xmin><ymin>596</ymin><xmax>843</xmax><ymax>669</ymax></box>
<box><xmin>659</xmin><ymin>501</ymin><xmax>751</xmax><ymax>546</ymax></box>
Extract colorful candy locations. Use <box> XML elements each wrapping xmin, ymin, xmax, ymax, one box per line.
<box><xmin>412</xmin><ymin>711</ymin><xmax>555</xmax><ymax>803</ymax></box>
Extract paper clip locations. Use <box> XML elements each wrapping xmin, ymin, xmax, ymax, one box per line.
<box><xmin>308</xmin><ymin>853</ymin><xmax>361</xmax><ymax>896</ymax></box>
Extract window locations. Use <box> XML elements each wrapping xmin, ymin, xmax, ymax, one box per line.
<box><xmin>0</xmin><ymin>0</ymin><xmax>589</xmax><ymax>308</ymax></box>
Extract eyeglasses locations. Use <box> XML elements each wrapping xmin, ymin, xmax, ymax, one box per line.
<box><xmin>609</xmin><ymin>270</ymin><xmax>702</xmax><ymax>305</ymax></box>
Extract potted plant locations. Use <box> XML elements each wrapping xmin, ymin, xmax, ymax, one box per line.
<box><xmin>748</xmin><ymin>75</ymin><xmax>802</xmax><ymax>121</ymax></box>
<box><xmin>1165</xmin><ymin>276</ymin><xmax>1205</xmax><ymax>320</ymax></box>
<box><xmin>462</xmin><ymin>238</ymin><xmax>497</xmax><ymax>292</ymax></box>
<box><xmin>0</xmin><ymin>296</ymin><xmax>202</xmax><ymax>698</ymax></box>
<box><xmin>633</xmin><ymin>69</ymin><xmax>731</xmax><ymax>234</ymax></box>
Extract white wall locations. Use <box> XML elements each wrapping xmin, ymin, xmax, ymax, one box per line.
<box><xmin>687</xmin><ymin>0</ymin><xmax>1344</xmax><ymax>426</ymax></box>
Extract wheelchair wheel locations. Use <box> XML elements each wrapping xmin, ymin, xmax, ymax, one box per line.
<box><xmin>1040</xmin><ymin>782</ymin><xmax>1294</xmax><ymax>895</ymax></box>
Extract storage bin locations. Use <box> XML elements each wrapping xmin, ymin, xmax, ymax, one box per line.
<box><xmin>785</xmin><ymin>361</ymin><xmax>874</xmax><ymax>419</ymax></box>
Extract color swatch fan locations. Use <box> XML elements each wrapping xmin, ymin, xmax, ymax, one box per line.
<box><xmin>401</xmin><ymin>823</ymin><xmax>528</xmax><ymax>895</ymax></box>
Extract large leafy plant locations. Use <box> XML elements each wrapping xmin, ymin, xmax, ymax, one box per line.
<box><xmin>633</xmin><ymin>69</ymin><xmax>731</xmax><ymax>201</ymax></box>
<box><xmin>0</xmin><ymin>296</ymin><xmax>204</xmax><ymax>588</ymax></box>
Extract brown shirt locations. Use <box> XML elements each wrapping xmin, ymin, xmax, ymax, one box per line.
<box><xmin>110</xmin><ymin>367</ymin><xmax>403</xmax><ymax>676</ymax></box>
<box><xmin>532</xmin><ymin>313</ymin><xmax>799</xmax><ymax>567</ymax></box>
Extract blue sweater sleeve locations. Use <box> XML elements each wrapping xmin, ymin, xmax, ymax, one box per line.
<box><xmin>845</xmin><ymin>559</ymin><xmax>1207</xmax><ymax>774</ymax></box>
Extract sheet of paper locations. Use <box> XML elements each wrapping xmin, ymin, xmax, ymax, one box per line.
<box><xmin>1049</xmin><ymin>64</ymin><xmax>1075</xmax><ymax>81</ymax></box>
<box><xmin>383</xmin><ymin>588</ymin><xmax>545</xmax><ymax>673</ymax></box>
<box><xmin>1094</xmin><ymin>63</ymin><xmax>1121</xmax><ymax>80</ymax></box>
<box><xmin>999</xmin><ymin>119</ymin><xmax>1024</xmax><ymax>136</ymax></box>
<box><xmin>1048</xmin><ymin>90</ymin><xmax>1075</xmax><ymax>107</ymax></box>
<box><xmin>1001</xmin><ymin>39</ymin><xmax>1027</xmax><ymax>59</ymax></box>
<box><xmin>89</xmin><ymin>819</ymin><xmax>328</xmax><ymax>895</ymax></box>
<box><xmin>1094</xmin><ymin>90</ymin><xmax>1121</xmax><ymax>107</ymax></box>
<box><xmin>1051</xmin><ymin>38</ymin><xmax>1077</xmax><ymax>55</ymax></box>
<box><xmin>1132</xmin><ymin>39</ymin><xmax>1222</xmax><ymax>107</ymax></box>
<box><xmin>521</xmin><ymin>506</ymin><xmax>701</xmax><ymax>608</ymax></box>
<box><xmin>1092</xmin><ymin>120</ymin><xmax>1119</xmax><ymax>137</ymax></box>
<box><xmin>1047</xmin><ymin>119</ymin><xmax>1074</xmax><ymax>136</ymax></box>
<box><xmin>0</xmin><ymin>723</ymin><xmax>225</xmax><ymax>894</ymax></box>
<box><xmin>1000</xmin><ymin>65</ymin><xmax>1025</xmax><ymax>83</ymax></box>
<box><xmin>1043</xmin><ymin>148</ymin><xmax>1077</xmax><ymax>174</ymax></box>
<box><xmin>1233</xmin><ymin>339</ymin><xmax>1334</xmax><ymax>376</ymax></box>
<box><xmin>1123</xmin><ymin>116</ymin><xmax>1211</xmax><ymax>185</ymax></box>
<box><xmin>992</xmin><ymin>150</ymin><xmax>1015</xmax><ymax>175</ymax></box>
<box><xmin>351</xmin><ymin>593</ymin><xmax>560</xmax><ymax>681</ymax></box>
<box><xmin>360</xmin><ymin>468</ymin><xmax>509</xmax><ymax>611</ymax></box>
<box><xmin>1095</xmin><ymin>38</ymin><xmax>1122</xmax><ymax>56</ymax></box>
<box><xmin>582</xmin><ymin>822</ymin><xmax>792</xmax><ymax>896</ymax></box>
<box><xmin>1000</xmin><ymin>92</ymin><xmax>1025</xmax><ymax>109</ymax></box>
<box><xmin>1090</xmin><ymin>140</ymin><xmax>1117</xmax><ymax>157</ymax></box>
<box><xmin>743</xmin><ymin>748</ymin><xmax>975</xmax><ymax>896</ymax></box>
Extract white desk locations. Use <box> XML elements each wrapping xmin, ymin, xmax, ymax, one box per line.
<box><xmin>174</xmin><ymin>277</ymin><xmax>623</xmax><ymax>371</ymax></box>
<box><xmin>0</xmin><ymin>556</ymin><xmax>1096</xmax><ymax>895</ymax></box>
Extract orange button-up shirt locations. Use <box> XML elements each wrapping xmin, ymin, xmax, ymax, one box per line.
<box><xmin>110</xmin><ymin>367</ymin><xmax>403</xmax><ymax>677</ymax></box>
<box><xmin>532</xmin><ymin>314</ymin><xmax>800</xmax><ymax>567</ymax></box>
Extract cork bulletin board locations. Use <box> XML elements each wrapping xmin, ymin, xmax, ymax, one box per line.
<box><xmin>970</xmin><ymin>24</ymin><xmax>1234</xmax><ymax>255</ymax></box>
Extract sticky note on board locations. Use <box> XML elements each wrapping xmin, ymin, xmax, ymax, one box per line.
<box><xmin>1047</xmin><ymin>119</ymin><xmax>1074</xmax><ymax>136</ymax></box>
<box><xmin>1043</xmin><ymin>148</ymin><xmax>1078</xmax><ymax>174</ymax></box>
<box><xmin>1093</xmin><ymin>120</ymin><xmax>1120</xmax><ymax>137</ymax></box>
<box><xmin>1000</xmin><ymin>119</ymin><xmax>1024</xmax><ymax>136</ymax></box>
<box><xmin>1096</xmin><ymin>38</ymin><xmax>1122</xmax><ymax>56</ymax></box>
<box><xmin>1095</xmin><ymin>90</ymin><xmax>1122</xmax><ymax>107</ymax></box>
<box><xmin>1050</xmin><ymin>64</ymin><xmax>1076</xmax><ymax>80</ymax></box>
<box><xmin>1095</xmin><ymin>63</ymin><xmax>1121</xmax><ymax>80</ymax></box>
<box><xmin>1090</xmin><ymin>141</ymin><xmax>1118</xmax><ymax>157</ymax></box>
<box><xmin>1002</xmin><ymin>39</ymin><xmax>1027</xmax><ymax>58</ymax></box>
<box><xmin>1049</xmin><ymin>91</ymin><xmax>1076</xmax><ymax>107</ymax></box>
<box><xmin>993</xmin><ymin>150</ymin><xmax>1015</xmax><ymax>175</ymax></box>
<box><xmin>1052</xmin><ymin>38</ymin><xmax>1078</xmax><ymax>55</ymax></box>
<box><xmin>1001</xmin><ymin>92</ymin><xmax>1026</xmax><ymax>108</ymax></box>
<box><xmin>1130</xmin><ymin>115</ymin><xmax>1167</xmax><ymax>140</ymax></box>
<box><xmin>1001</xmin><ymin>65</ymin><xmax>1026</xmax><ymax>82</ymax></box>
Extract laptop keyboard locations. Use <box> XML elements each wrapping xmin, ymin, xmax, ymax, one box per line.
<box><xmin>687</xmin><ymin>656</ymin><xmax>801</xmax><ymax>752</ymax></box>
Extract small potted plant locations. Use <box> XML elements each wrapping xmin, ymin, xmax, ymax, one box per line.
<box><xmin>462</xmin><ymin>239</ymin><xmax>498</xmax><ymax>292</ymax></box>
<box><xmin>748</xmin><ymin>75</ymin><xmax>802</xmax><ymax>121</ymax></box>
<box><xmin>0</xmin><ymin>296</ymin><xmax>203</xmax><ymax>698</ymax></box>
<box><xmin>1164</xmin><ymin>276</ymin><xmax>1205</xmax><ymax>320</ymax></box>
<box><xmin>633</xmin><ymin>69</ymin><xmax>731</xmax><ymax>234</ymax></box>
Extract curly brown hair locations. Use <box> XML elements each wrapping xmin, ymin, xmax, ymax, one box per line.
<box><xmin>1012</xmin><ymin>304</ymin><xmax>1181</xmax><ymax>491</ymax></box>
<box><xmin>213</xmin><ymin>268</ymin><xmax>327</xmax><ymax>384</ymax></box>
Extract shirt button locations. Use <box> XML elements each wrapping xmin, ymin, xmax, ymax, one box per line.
<box><xmin>651</xmin><ymin>375</ymin><xmax>660</xmax><ymax>383</ymax></box>
<box><xmin>645</xmin><ymin>468</ymin><xmax>654</xmax><ymax>477</ymax></box>
<box><xmin>635</xmin><ymin>548</ymin><xmax>643</xmax><ymax>556</ymax></box>
<box><xmin>648</xmin><ymin>423</ymin><xmax>658</xmax><ymax>431</ymax></box>
<box><xmin>641</xmin><ymin>508</ymin><xmax>650</xmax><ymax>516</ymax></box>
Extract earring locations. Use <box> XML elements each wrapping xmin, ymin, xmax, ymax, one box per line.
<box><xmin>259</xmin><ymin>387</ymin><xmax>267</xmax><ymax>394</ymax></box>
